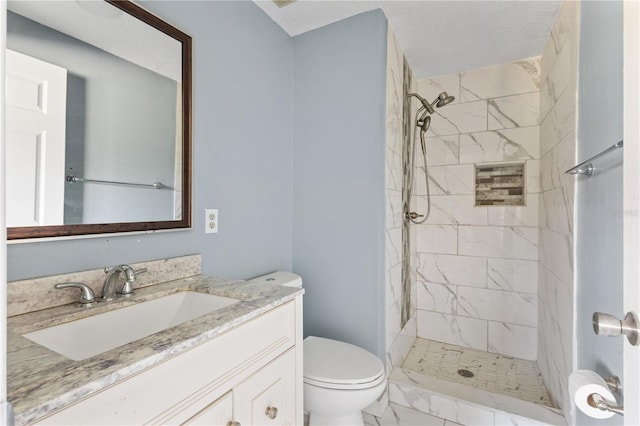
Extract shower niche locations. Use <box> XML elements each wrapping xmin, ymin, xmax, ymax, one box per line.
<box><xmin>475</xmin><ymin>162</ymin><xmax>526</xmax><ymax>206</ymax></box>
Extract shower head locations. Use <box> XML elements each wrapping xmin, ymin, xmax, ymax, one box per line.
<box><xmin>436</xmin><ymin>92</ymin><xmax>455</xmax><ymax>107</ymax></box>
<box><xmin>408</xmin><ymin>91</ymin><xmax>453</xmax><ymax>136</ymax></box>
<box><xmin>408</xmin><ymin>92</ymin><xmax>455</xmax><ymax>113</ymax></box>
<box><xmin>407</xmin><ymin>93</ymin><xmax>434</xmax><ymax>114</ymax></box>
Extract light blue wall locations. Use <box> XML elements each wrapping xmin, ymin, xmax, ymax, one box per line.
<box><xmin>7</xmin><ymin>1</ymin><xmax>293</xmax><ymax>281</ymax></box>
<box><xmin>576</xmin><ymin>2</ymin><xmax>623</xmax><ymax>425</ymax></box>
<box><xmin>292</xmin><ymin>11</ymin><xmax>388</xmax><ymax>360</ymax></box>
<box><xmin>8</xmin><ymin>4</ymin><xmax>391</xmax><ymax>363</ymax></box>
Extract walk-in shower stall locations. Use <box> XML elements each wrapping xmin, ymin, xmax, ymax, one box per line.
<box><xmin>382</xmin><ymin>3</ymin><xmax>581</xmax><ymax>424</ymax></box>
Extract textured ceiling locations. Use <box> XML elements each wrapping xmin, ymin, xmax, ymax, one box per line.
<box><xmin>253</xmin><ymin>0</ymin><xmax>562</xmax><ymax>79</ymax></box>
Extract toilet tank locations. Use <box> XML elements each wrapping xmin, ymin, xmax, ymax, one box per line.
<box><xmin>248</xmin><ymin>271</ymin><xmax>303</xmax><ymax>288</ymax></box>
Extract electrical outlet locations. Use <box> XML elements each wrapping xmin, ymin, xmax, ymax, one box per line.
<box><xmin>205</xmin><ymin>209</ymin><xmax>218</xmax><ymax>234</ymax></box>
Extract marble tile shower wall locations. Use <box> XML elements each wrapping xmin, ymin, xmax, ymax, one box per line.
<box><xmin>385</xmin><ymin>28</ymin><xmax>417</xmax><ymax>372</ymax></box>
<box><xmin>537</xmin><ymin>0</ymin><xmax>579</xmax><ymax>415</ymax></box>
<box><xmin>414</xmin><ymin>58</ymin><xmax>542</xmax><ymax>361</ymax></box>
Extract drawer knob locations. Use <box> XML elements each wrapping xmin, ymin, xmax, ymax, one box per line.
<box><xmin>226</xmin><ymin>422</ymin><xmax>241</xmax><ymax>426</ymax></box>
<box><xmin>265</xmin><ymin>406</ymin><xmax>278</xmax><ymax>419</ymax></box>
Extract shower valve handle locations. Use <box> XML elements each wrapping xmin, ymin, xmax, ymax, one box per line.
<box><xmin>407</xmin><ymin>212</ymin><xmax>424</xmax><ymax>220</ymax></box>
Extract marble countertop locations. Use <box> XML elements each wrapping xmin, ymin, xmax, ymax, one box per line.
<box><xmin>7</xmin><ymin>275</ymin><xmax>303</xmax><ymax>425</ymax></box>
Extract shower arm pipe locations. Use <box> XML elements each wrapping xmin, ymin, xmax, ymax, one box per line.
<box><xmin>407</xmin><ymin>92</ymin><xmax>437</xmax><ymax>114</ymax></box>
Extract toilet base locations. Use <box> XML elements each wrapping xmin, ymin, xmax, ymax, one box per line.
<box><xmin>304</xmin><ymin>375</ymin><xmax>386</xmax><ymax>426</ymax></box>
<box><xmin>308</xmin><ymin>412</ymin><xmax>364</xmax><ymax>426</ymax></box>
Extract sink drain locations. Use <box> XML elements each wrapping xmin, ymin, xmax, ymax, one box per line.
<box><xmin>457</xmin><ymin>369</ymin><xmax>474</xmax><ymax>378</ymax></box>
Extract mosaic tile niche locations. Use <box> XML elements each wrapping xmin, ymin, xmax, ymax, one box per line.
<box><xmin>475</xmin><ymin>163</ymin><xmax>525</xmax><ymax>206</ymax></box>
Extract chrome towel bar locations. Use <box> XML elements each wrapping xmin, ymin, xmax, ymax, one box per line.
<box><xmin>66</xmin><ymin>175</ymin><xmax>166</xmax><ymax>189</ymax></box>
<box><xmin>565</xmin><ymin>140</ymin><xmax>623</xmax><ymax>177</ymax></box>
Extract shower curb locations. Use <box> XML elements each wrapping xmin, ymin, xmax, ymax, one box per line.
<box><xmin>388</xmin><ymin>368</ymin><xmax>566</xmax><ymax>426</ymax></box>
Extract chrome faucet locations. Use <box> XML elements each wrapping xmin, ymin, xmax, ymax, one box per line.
<box><xmin>101</xmin><ymin>265</ymin><xmax>148</xmax><ymax>301</ymax></box>
<box><xmin>102</xmin><ymin>265</ymin><xmax>128</xmax><ymax>301</ymax></box>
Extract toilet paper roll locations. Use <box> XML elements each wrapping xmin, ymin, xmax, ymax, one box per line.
<box><xmin>569</xmin><ymin>370</ymin><xmax>616</xmax><ymax>419</ymax></box>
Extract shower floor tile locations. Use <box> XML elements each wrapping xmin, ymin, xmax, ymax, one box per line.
<box><xmin>401</xmin><ymin>338</ymin><xmax>557</xmax><ymax>408</ymax></box>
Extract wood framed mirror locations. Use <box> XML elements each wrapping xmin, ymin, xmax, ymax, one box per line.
<box><xmin>6</xmin><ymin>0</ymin><xmax>191</xmax><ymax>240</ymax></box>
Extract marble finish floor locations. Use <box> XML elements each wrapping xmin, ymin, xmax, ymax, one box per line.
<box><xmin>364</xmin><ymin>403</ymin><xmax>463</xmax><ymax>426</ymax></box>
<box><xmin>402</xmin><ymin>338</ymin><xmax>556</xmax><ymax>408</ymax></box>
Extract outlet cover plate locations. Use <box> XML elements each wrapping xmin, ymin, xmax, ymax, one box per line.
<box><xmin>205</xmin><ymin>209</ymin><xmax>218</xmax><ymax>234</ymax></box>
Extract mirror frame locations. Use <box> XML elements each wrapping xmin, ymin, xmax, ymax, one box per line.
<box><xmin>8</xmin><ymin>0</ymin><xmax>192</xmax><ymax>240</ymax></box>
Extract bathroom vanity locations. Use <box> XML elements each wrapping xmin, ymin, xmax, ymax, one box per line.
<box><xmin>7</xmin><ymin>259</ymin><xmax>303</xmax><ymax>425</ymax></box>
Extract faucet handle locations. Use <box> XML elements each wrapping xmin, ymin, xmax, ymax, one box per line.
<box><xmin>55</xmin><ymin>282</ymin><xmax>96</xmax><ymax>307</ymax></box>
<box><xmin>119</xmin><ymin>266</ymin><xmax>148</xmax><ymax>297</ymax></box>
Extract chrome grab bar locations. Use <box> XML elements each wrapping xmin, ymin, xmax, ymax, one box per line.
<box><xmin>66</xmin><ymin>175</ymin><xmax>165</xmax><ymax>189</ymax></box>
<box><xmin>565</xmin><ymin>140</ymin><xmax>623</xmax><ymax>177</ymax></box>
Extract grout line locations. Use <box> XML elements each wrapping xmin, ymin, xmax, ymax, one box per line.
<box><xmin>486</xmin><ymin>97</ymin><xmax>489</xmax><ymax>131</ymax></box>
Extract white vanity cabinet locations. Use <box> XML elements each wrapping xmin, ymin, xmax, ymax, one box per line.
<box><xmin>184</xmin><ymin>349</ymin><xmax>296</xmax><ymax>426</ymax></box>
<box><xmin>32</xmin><ymin>297</ymin><xmax>303</xmax><ymax>426</ymax></box>
<box><xmin>183</xmin><ymin>392</ymin><xmax>233</xmax><ymax>425</ymax></box>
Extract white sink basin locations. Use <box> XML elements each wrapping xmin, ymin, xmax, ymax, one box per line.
<box><xmin>23</xmin><ymin>292</ymin><xmax>238</xmax><ymax>361</ymax></box>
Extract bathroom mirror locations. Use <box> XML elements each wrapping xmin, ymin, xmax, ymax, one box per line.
<box><xmin>5</xmin><ymin>0</ymin><xmax>192</xmax><ymax>240</ymax></box>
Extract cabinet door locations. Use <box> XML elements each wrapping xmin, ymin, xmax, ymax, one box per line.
<box><xmin>234</xmin><ymin>349</ymin><xmax>296</xmax><ymax>425</ymax></box>
<box><xmin>182</xmin><ymin>391</ymin><xmax>233</xmax><ymax>426</ymax></box>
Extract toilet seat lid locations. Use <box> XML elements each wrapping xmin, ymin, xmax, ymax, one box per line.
<box><xmin>303</xmin><ymin>336</ymin><xmax>385</xmax><ymax>387</ymax></box>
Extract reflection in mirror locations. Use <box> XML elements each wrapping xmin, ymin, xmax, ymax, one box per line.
<box><xmin>6</xmin><ymin>0</ymin><xmax>191</xmax><ymax>239</ymax></box>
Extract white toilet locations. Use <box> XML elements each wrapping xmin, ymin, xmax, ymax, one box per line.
<box><xmin>249</xmin><ymin>272</ymin><xmax>387</xmax><ymax>426</ymax></box>
<box><xmin>303</xmin><ymin>336</ymin><xmax>386</xmax><ymax>425</ymax></box>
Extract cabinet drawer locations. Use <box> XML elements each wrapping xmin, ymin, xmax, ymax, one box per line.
<box><xmin>34</xmin><ymin>301</ymin><xmax>296</xmax><ymax>425</ymax></box>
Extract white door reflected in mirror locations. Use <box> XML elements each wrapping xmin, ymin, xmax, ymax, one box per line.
<box><xmin>6</xmin><ymin>49</ymin><xmax>66</xmax><ymax>227</ymax></box>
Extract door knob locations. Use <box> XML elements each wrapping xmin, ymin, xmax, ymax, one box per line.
<box><xmin>592</xmin><ymin>311</ymin><xmax>639</xmax><ymax>345</ymax></box>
